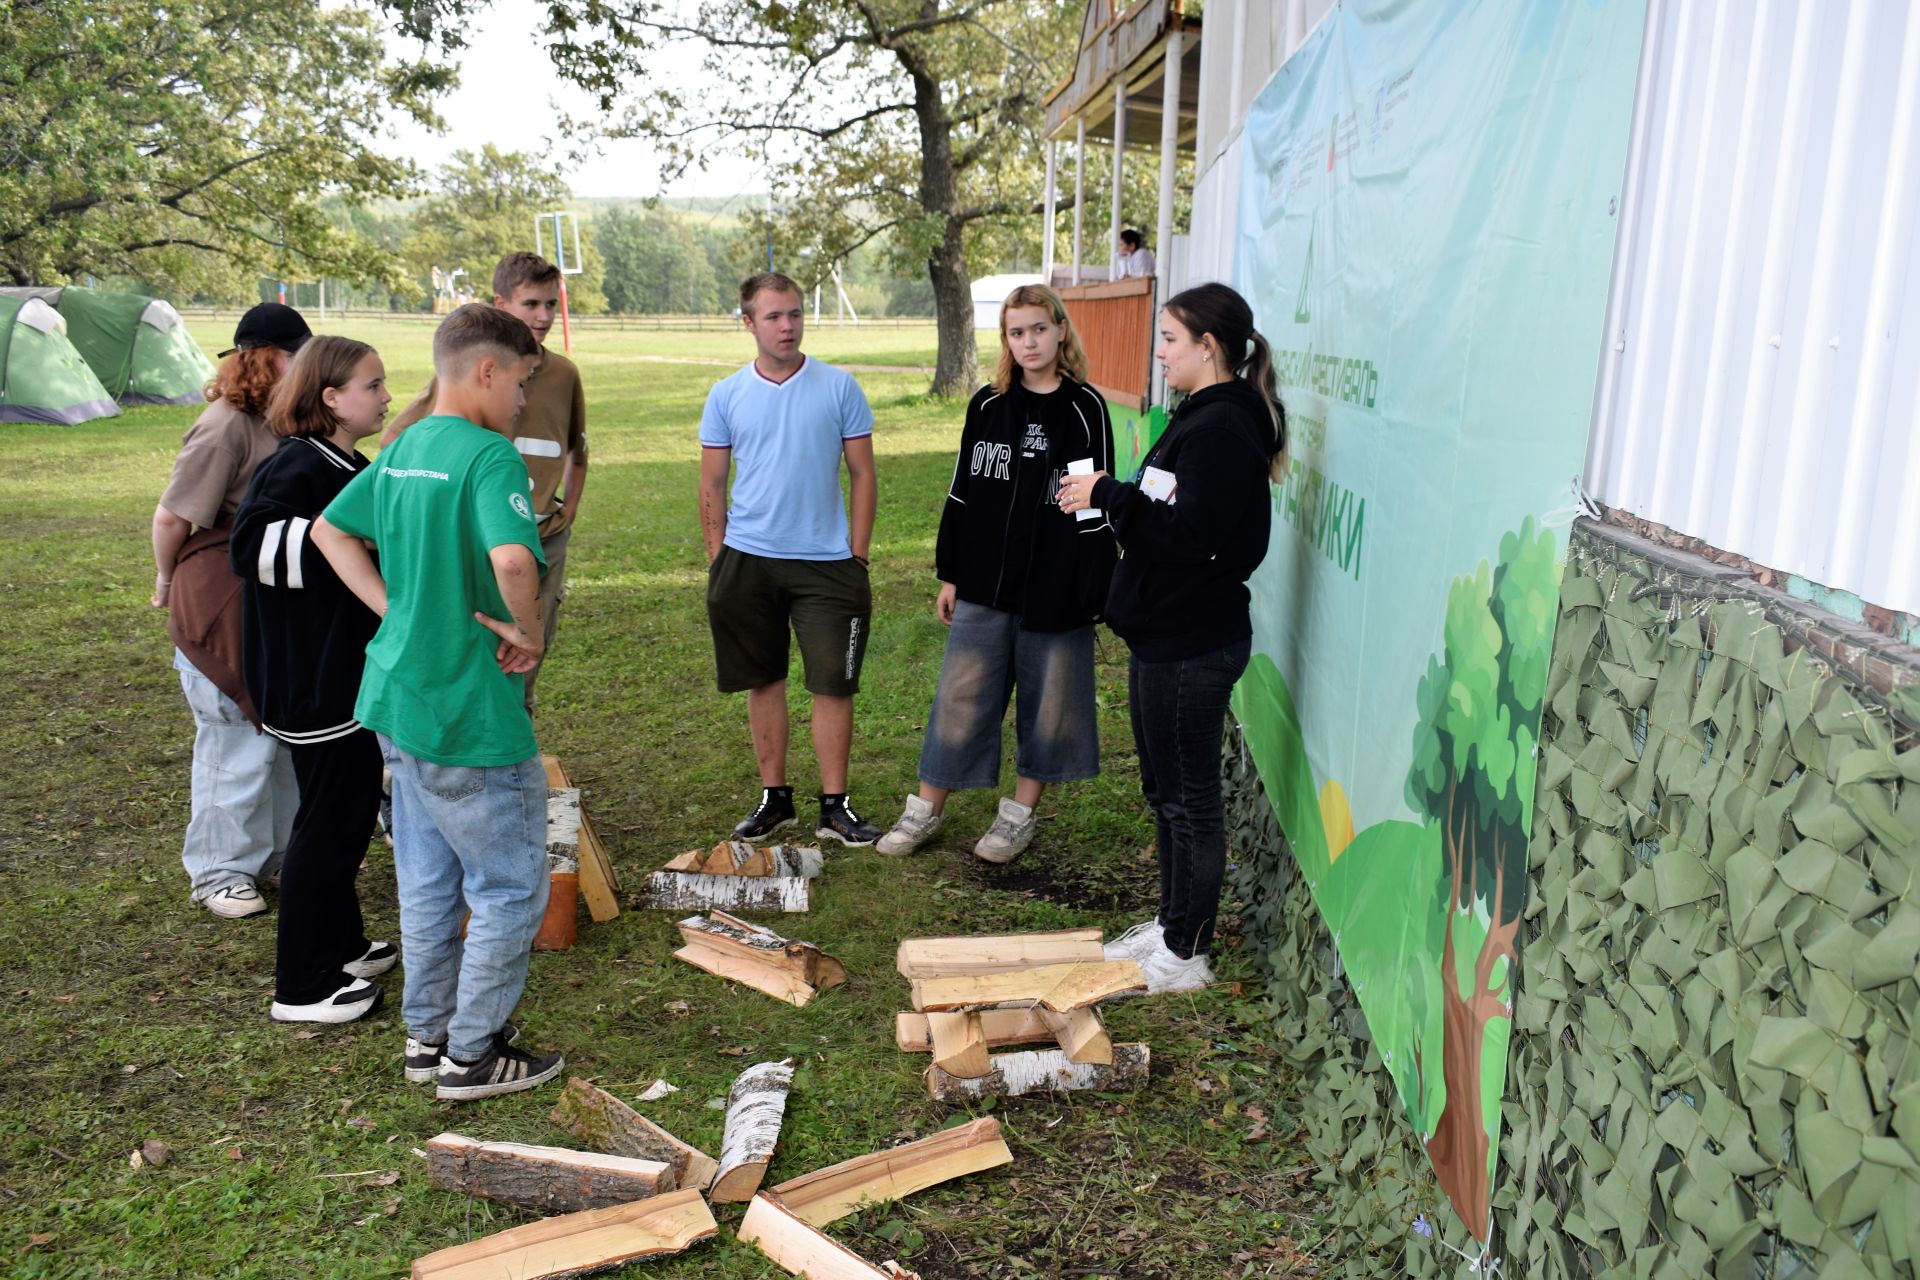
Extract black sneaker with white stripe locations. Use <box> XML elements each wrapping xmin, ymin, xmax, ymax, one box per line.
<box><xmin>436</xmin><ymin>1040</ymin><xmax>564</xmax><ymax>1101</ymax></box>
<box><xmin>816</xmin><ymin>793</ymin><xmax>881</xmax><ymax>847</ymax></box>
<box><xmin>732</xmin><ymin>786</ymin><xmax>797</xmax><ymax>842</ymax></box>
<box><xmin>405</xmin><ymin>1022</ymin><xmax>521</xmax><ymax>1084</ymax></box>
<box><xmin>343</xmin><ymin>940</ymin><xmax>398</xmax><ymax>979</ymax></box>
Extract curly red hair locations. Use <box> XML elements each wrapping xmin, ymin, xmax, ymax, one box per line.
<box><xmin>205</xmin><ymin>348</ymin><xmax>283</xmax><ymax>417</ymax></box>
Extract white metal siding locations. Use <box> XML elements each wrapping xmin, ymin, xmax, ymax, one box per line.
<box><xmin>1586</xmin><ymin>0</ymin><xmax>1920</xmax><ymax>615</ymax></box>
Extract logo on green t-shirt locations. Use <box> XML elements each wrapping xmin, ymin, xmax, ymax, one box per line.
<box><xmin>510</xmin><ymin>492</ymin><xmax>532</xmax><ymax>520</ymax></box>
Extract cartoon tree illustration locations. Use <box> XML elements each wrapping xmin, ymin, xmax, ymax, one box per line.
<box><xmin>1404</xmin><ymin>518</ymin><xmax>1558</xmax><ymax>1240</ymax></box>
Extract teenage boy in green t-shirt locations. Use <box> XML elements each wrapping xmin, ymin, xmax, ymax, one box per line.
<box><xmin>312</xmin><ymin>303</ymin><xmax>564</xmax><ymax>1101</ymax></box>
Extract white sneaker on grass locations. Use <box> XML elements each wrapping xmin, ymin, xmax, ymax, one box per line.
<box><xmin>203</xmin><ymin>882</ymin><xmax>268</xmax><ymax>919</ymax></box>
<box><xmin>972</xmin><ymin>797</ymin><xmax>1036</xmax><ymax>864</ymax></box>
<box><xmin>344</xmin><ymin>940</ymin><xmax>398</xmax><ymax>979</ymax></box>
<box><xmin>270</xmin><ymin>978</ymin><xmax>382</xmax><ymax>1024</ymax></box>
<box><xmin>876</xmin><ymin>794</ymin><xmax>944</xmax><ymax>856</ymax></box>
<box><xmin>1135</xmin><ymin>940</ymin><xmax>1215</xmax><ymax>994</ymax></box>
<box><xmin>1103</xmin><ymin>918</ymin><xmax>1165</xmax><ymax>962</ymax></box>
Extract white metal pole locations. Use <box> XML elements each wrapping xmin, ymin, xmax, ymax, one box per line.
<box><xmin>1155</xmin><ymin>31</ymin><xmax>1183</xmax><ymax>404</ymax></box>
<box><xmin>1229</xmin><ymin>0</ymin><xmax>1249</xmax><ymax>120</ymax></box>
<box><xmin>1110</xmin><ymin>79</ymin><xmax>1127</xmax><ymax>277</ymax></box>
<box><xmin>318</xmin><ymin>278</ymin><xmax>326</xmax><ymax>324</ymax></box>
<box><xmin>1072</xmin><ymin>118</ymin><xmax>1087</xmax><ymax>285</ymax></box>
<box><xmin>1042</xmin><ymin>141</ymin><xmax>1059</xmax><ymax>283</ymax></box>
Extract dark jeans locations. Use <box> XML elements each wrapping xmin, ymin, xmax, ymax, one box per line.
<box><xmin>274</xmin><ymin>729</ymin><xmax>380</xmax><ymax>1003</ymax></box>
<box><xmin>1127</xmin><ymin>638</ymin><xmax>1251</xmax><ymax>959</ymax></box>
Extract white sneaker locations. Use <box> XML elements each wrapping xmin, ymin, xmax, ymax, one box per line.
<box><xmin>270</xmin><ymin>977</ymin><xmax>382</xmax><ymax>1024</ymax></box>
<box><xmin>203</xmin><ymin>882</ymin><xmax>268</xmax><ymax>919</ymax></box>
<box><xmin>1103</xmin><ymin>917</ymin><xmax>1165</xmax><ymax>962</ymax></box>
<box><xmin>973</xmin><ymin>797</ymin><xmax>1036</xmax><ymax>864</ymax></box>
<box><xmin>875</xmin><ymin>794</ymin><xmax>944</xmax><ymax>857</ymax></box>
<box><xmin>1136</xmin><ymin>940</ymin><xmax>1215</xmax><ymax>994</ymax></box>
<box><xmin>344</xmin><ymin>940</ymin><xmax>398</xmax><ymax>979</ymax></box>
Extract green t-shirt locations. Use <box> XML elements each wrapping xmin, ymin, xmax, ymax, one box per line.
<box><xmin>323</xmin><ymin>415</ymin><xmax>546</xmax><ymax>766</ymax></box>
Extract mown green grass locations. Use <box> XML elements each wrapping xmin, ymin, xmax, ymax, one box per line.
<box><xmin>0</xmin><ymin>319</ymin><xmax>1323</xmax><ymax>1278</ymax></box>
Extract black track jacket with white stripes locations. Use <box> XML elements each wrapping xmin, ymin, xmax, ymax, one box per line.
<box><xmin>934</xmin><ymin>376</ymin><xmax>1117</xmax><ymax>632</ymax></box>
<box><xmin>228</xmin><ymin>436</ymin><xmax>379</xmax><ymax>744</ymax></box>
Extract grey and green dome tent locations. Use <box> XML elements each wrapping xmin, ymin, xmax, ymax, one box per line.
<box><xmin>0</xmin><ymin>286</ymin><xmax>214</xmax><ymax>406</ymax></box>
<box><xmin>0</xmin><ymin>295</ymin><xmax>121</xmax><ymax>425</ymax></box>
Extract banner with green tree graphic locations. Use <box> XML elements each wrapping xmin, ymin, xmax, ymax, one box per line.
<box><xmin>1229</xmin><ymin>0</ymin><xmax>1646</xmax><ymax>1244</ymax></box>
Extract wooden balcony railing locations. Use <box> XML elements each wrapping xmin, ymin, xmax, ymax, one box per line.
<box><xmin>1058</xmin><ymin>275</ymin><xmax>1155</xmax><ymax>411</ymax></box>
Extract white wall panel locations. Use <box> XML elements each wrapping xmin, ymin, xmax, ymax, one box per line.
<box><xmin>1586</xmin><ymin>0</ymin><xmax>1920</xmax><ymax>614</ymax></box>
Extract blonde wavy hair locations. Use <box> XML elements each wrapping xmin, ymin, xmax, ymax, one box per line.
<box><xmin>991</xmin><ymin>284</ymin><xmax>1089</xmax><ymax>394</ymax></box>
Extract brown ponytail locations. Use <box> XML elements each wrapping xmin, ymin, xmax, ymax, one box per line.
<box><xmin>1163</xmin><ymin>282</ymin><xmax>1287</xmax><ymax>482</ymax></box>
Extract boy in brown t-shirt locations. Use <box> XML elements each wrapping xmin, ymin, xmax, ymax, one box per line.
<box><xmin>382</xmin><ymin>252</ymin><xmax>587</xmax><ymax>713</ymax></box>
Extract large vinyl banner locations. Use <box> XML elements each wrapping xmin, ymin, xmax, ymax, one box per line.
<box><xmin>1231</xmin><ymin>0</ymin><xmax>1646</xmax><ymax>1243</ymax></box>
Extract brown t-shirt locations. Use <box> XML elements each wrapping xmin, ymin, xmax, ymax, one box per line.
<box><xmin>158</xmin><ymin>399</ymin><xmax>279</xmax><ymax>529</ymax></box>
<box><xmin>388</xmin><ymin>347</ymin><xmax>587</xmax><ymax>526</ymax></box>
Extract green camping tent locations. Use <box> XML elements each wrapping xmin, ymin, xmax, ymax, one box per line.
<box><xmin>0</xmin><ymin>286</ymin><xmax>214</xmax><ymax>406</ymax></box>
<box><xmin>0</xmin><ymin>296</ymin><xmax>121</xmax><ymax>425</ymax></box>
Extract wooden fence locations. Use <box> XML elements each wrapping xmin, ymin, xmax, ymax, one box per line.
<box><xmin>1057</xmin><ymin>277</ymin><xmax>1155</xmax><ymax>410</ymax></box>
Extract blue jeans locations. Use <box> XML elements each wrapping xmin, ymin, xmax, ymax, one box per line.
<box><xmin>918</xmin><ymin>601</ymin><xmax>1099</xmax><ymax>790</ymax></box>
<box><xmin>379</xmin><ymin>737</ymin><xmax>548</xmax><ymax>1063</ymax></box>
<box><xmin>1127</xmin><ymin>638</ymin><xmax>1251</xmax><ymax>959</ymax></box>
<box><xmin>175</xmin><ymin>649</ymin><xmax>294</xmax><ymax>899</ymax></box>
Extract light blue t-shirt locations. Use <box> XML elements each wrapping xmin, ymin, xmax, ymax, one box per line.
<box><xmin>699</xmin><ymin>356</ymin><xmax>874</xmax><ymax>560</ymax></box>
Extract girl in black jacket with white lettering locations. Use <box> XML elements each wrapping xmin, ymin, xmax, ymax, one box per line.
<box><xmin>876</xmin><ymin>285</ymin><xmax>1117</xmax><ymax>864</ymax></box>
<box><xmin>1058</xmin><ymin>283</ymin><xmax>1286</xmax><ymax>993</ymax></box>
<box><xmin>229</xmin><ymin>336</ymin><xmax>394</xmax><ymax>1024</ymax></box>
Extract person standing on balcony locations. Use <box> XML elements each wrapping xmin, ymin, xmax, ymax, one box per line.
<box><xmin>1116</xmin><ymin>229</ymin><xmax>1157</xmax><ymax>278</ymax></box>
<box><xmin>1056</xmin><ymin>282</ymin><xmax>1285</xmax><ymax>994</ymax></box>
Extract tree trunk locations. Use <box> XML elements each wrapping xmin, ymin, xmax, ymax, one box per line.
<box><xmin>928</xmin><ymin>219</ymin><xmax>978</xmax><ymax>396</ymax></box>
<box><xmin>1424</xmin><ymin>914</ymin><xmax>1491</xmax><ymax>1241</ymax></box>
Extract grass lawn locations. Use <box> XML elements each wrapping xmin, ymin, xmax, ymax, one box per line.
<box><xmin>0</xmin><ymin>318</ymin><xmax>1324</xmax><ymax>1278</ymax></box>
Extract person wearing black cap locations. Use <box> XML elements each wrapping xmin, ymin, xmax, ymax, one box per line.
<box><xmin>150</xmin><ymin>303</ymin><xmax>313</xmax><ymax>920</ymax></box>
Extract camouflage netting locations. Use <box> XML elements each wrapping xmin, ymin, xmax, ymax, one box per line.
<box><xmin>1227</xmin><ymin>523</ymin><xmax>1920</xmax><ymax>1277</ymax></box>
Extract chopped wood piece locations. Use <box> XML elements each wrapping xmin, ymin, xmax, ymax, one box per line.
<box><xmin>410</xmin><ymin>1186</ymin><xmax>716</xmax><ymax>1280</ymax></box>
<box><xmin>663</xmin><ymin>849</ymin><xmax>705</xmax><ymax>872</ymax></box>
<box><xmin>894</xmin><ymin>1008</ymin><xmax>1058</xmax><ymax>1053</ymax></box>
<box><xmin>424</xmin><ymin>1133</ymin><xmax>670</xmax><ymax>1212</ymax></box>
<box><xmin>711</xmin><ymin>1059</ymin><xmax>795</xmax><ymax>1202</ymax></box>
<box><xmin>1040</xmin><ymin>1007</ymin><xmax>1113</xmax><ymax>1065</ymax></box>
<box><xmin>768</xmin><ymin>1116</ymin><xmax>1012</xmax><ymax>1227</ymax></box>
<box><xmin>738</xmin><ymin>1194</ymin><xmax>915</xmax><ymax>1279</ymax></box>
<box><xmin>764</xmin><ymin>844</ymin><xmax>825</xmax><ymax>878</ymax></box>
<box><xmin>909</xmin><ymin>961</ymin><xmax>1145</xmax><ymax>1013</ymax></box>
<box><xmin>549</xmin><ymin>1078</ymin><xmax>720</xmax><ymax>1192</ymax></box>
<box><xmin>576</xmin><ymin>814</ymin><xmax>621</xmax><ymax>921</ymax></box>
<box><xmin>925</xmin><ymin>1044</ymin><xmax>1150</xmax><ymax>1102</ymax></box>
<box><xmin>547</xmin><ymin>788</ymin><xmax>582</xmax><ymax>873</ymax></box>
<box><xmin>895</xmin><ymin>928</ymin><xmax>1103</xmax><ymax>978</ymax></box>
<box><xmin>925</xmin><ymin>1012</ymin><xmax>991</xmax><ymax>1079</ymax></box>
<box><xmin>674</xmin><ymin>912</ymin><xmax>847</xmax><ymax>1007</ymax></box>
<box><xmin>701</xmin><ymin>839</ymin><xmax>774</xmax><ymax>877</ymax></box>
<box><xmin>542</xmin><ymin>754</ymin><xmax>569</xmax><ymax>788</ymax></box>
<box><xmin>640</xmin><ymin>871</ymin><xmax>810</xmax><ymax>913</ymax></box>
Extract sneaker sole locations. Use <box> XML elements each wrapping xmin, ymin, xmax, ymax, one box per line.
<box><xmin>875</xmin><ymin>827</ymin><xmax>941</xmax><ymax>857</ymax></box>
<box><xmin>735</xmin><ymin>817</ymin><xmax>797</xmax><ymax>845</ymax></box>
<box><xmin>344</xmin><ymin>954</ymin><xmax>398</xmax><ymax>979</ymax></box>
<box><xmin>435</xmin><ymin>1055</ymin><xmax>565</xmax><ymax>1101</ymax></box>
<box><xmin>816</xmin><ymin>825</ymin><xmax>876</xmax><ymax>848</ymax></box>
<box><xmin>971</xmin><ymin>842</ymin><xmax>1030</xmax><ymax>865</ymax></box>
<box><xmin>271</xmin><ymin>987</ymin><xmax>383</xmax><ymax>1024</ymax></box>
<box><xmin>203</xmin><ymin>898</ymin><xmax>269</xmax><ymax>920</ymax></box>
<box><xmin>404</xmin><ymin>1063</ymin><xmax>440</xmax><ymax>1084</ymax></box>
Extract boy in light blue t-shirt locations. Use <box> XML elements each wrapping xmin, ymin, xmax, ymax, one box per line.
<box><xmin>696</xmin><ymin>271</ymin><xmax>881</xmax><ymax>848</ymax></box>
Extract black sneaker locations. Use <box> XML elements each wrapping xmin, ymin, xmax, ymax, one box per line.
<box><xmin>732</xmin><ymin>786</ymin><xmax>797</xmax><ymax>842</ymax></box>
<box><xmin>436</xmin><ymin>1041</ymin><xmax>565</xmax><ymax>1101</ymax></box>
<box><xmin>817</xmin><ymin>794</ymin><xmax>881</xmax><ymax>847</ymax></box>
<box><xmin>404</xmin><ymin>1022</ymin><xmax>520</xmax><ymax>1084</ymax></box>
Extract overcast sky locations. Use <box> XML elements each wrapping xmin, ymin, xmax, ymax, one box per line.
<box><xmin>376</xmin><ymin>0</ymin><xmax>764</xmax><ymax>201</ymax></box>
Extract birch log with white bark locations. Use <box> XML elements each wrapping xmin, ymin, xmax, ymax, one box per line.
<box><xmin>925</xmin><ymin>1044</ymin><xmax>1150</xmax><ymax>1102</ymax></box>
<box><xmin>710</xmin><ymin>1058</ymin><xmax>795</xmax><ymax>1202</ymax></box>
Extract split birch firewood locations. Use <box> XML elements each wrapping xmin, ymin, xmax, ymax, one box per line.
<box><xmin>663</xmin><ymin>849</ymin><xmax>704</xmax><ymax>872</ymax></box>
<box><xmin>764</xmin><ymin>844</ymin><xmax>825</xmax><ymax>878</ymax></box>
<box><xmin>710</xmin><ymin>1059</ymin><xmax>795</xmax><ymax>1202</ymax></box>
<box><xmin>674</xmin><ymin>911</ymin><xmax>847</xmax><ymax>1007</ymax></box>
<box><xmin>547</xmin><ymin>788</ymin><xmax>582</xmax><ymax>873</ymax></box>
<box><xmin>925</xmin><ymin>1012</ymin><xmax>990</xmax><ymax>1079</ymax></box>
<box><xmin>909</xmin><ymin>961</ymin><xmax>1145</xmax><ymax>1013</ymax></box>
<box><xmin>700</xmin><ymin>839</ymin><xmax>774</xmax><ymax>876</ymax></box>
<box><xmin>640</xmin><ymin>871</ymin><xmax>810</xmax><ymax>913</ymax></box>
<box><xmin>738</xmin><ymin>1194</ymin><xmax>922</xmax><ymax>1280</ymax></box>
<box><xmin>423</xmin><ymin>1133</ymin><xmax>671</xmax><ymax>1212</ymax></box>
<box><xmin>895</xmin><ymin>928</ymin><xmax>1103</xmax><ymax>979</ymax></box>
<box><xmin>925</xmin><ymin>1043</ymin><xmax>1150</xmax><ymax>1102</ymax></box>
<box><xmin>895</xmin><ymin>1008</ymin><xmax>1058</xmax><ymax>1053</ymax></box>
<box><xmin>766</xmin><ymin>1116</ymin><xmax>1012</xmax><ymax>1228</ymax></box>
<box><xmin>1039</xmin><ymin>1007</ymin><xmax>1113</xmax><ymax>1065</ymax></box>
<box><xmin>542</xmin><ymin>757</ymin><xmax>620</xmax><ymax>920</ymax></box>
<box><xmin>410</xmin><ymin>1186</ymin><xmax>717</xmax><ymax>1280</ymax></box>
<box><xmin>549</xmin><ymin>1078</ymin><xmax>720</xmax><ymax>1192</ymax></box>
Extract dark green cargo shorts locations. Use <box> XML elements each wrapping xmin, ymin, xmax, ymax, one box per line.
<box><xmin>705</xmin><ymin>546</ymin><xmax>872</xmax><ymax>696</ymax></box>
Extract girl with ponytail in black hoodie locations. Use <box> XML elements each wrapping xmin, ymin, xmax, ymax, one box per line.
<box><xmin>1057</xmin><ymin>283</ymin><xmax>1285</xmax><ymax>994</ymax></box>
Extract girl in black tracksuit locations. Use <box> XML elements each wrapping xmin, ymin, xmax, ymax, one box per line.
<box><xmin>1058</xmin><ymin>283</ymin><xmax>1286</xmax><ymax>993</ymax></box>
<box><xmin>875</xmin><ymin>285</ymin><xmax>1117</xmax><ymax>864</ymax></box>
<box><xmin>229</xmin><ymin>336</ymin><xmax>395</xmax><ymax>1023</ymax></box>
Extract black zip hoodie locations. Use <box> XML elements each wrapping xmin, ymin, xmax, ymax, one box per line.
<box><xmin>1090</xmin><ymin>378</ymin><xmax>1277</xmax><ymax>661</ymax></box>
<box><xmin>228</xmin><ymin>436</ymin><xmax>380</xmax><ymax>743</ymax></box>
<box><xmin>935</xmin><ymin>377</ymin><xmax>1118</xmax><ymax>632</ymax></box>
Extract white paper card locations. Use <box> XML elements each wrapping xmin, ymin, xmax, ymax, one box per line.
<box><xmin>1140</xmin><ymin>465</ymin><xmax>1178</xmax><ymax>504</ymax></box>
<box><xmin>1066</xmin><ymin>457</ymin><xmax>1101</xmax><ymax>522</ymax></box>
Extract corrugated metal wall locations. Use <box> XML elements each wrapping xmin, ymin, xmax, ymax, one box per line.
<box><xmin>1585</xmin><ymin>0</ymin><xmax>1920</xmax><ymax>616</ymax></box>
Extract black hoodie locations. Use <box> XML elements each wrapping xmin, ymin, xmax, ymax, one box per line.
<box><xmin>935</xmin><ymin>377</ymin><xmax>1118</xmax><ymax>631</ymax></box>
<box><xmin>1090</xmin><ymin>378</ymin><xmax>1278</xmax><ymax>661</ymax></box>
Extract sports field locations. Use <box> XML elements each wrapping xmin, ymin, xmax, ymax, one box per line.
<box><xmin>0</xmin><ymin>318</ymin><xmax>1320</xmax><ymax>1278</ymax></box>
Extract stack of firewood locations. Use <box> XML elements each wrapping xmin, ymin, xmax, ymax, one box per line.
<box><xmin>894</xmin><ymin>929</ymin><xmax>1151</xmax><ymax>1100</ymax></box>
<box><xmin>638</xmin><ymin>839</ymin><xmax>824</xmax><ymax>913</ymax></box>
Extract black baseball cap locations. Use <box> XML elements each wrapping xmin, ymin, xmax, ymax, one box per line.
<box><xmin>219</xmin><ymin>303</ymin><xmax>312</xmax><ymax>357</ymax></box>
